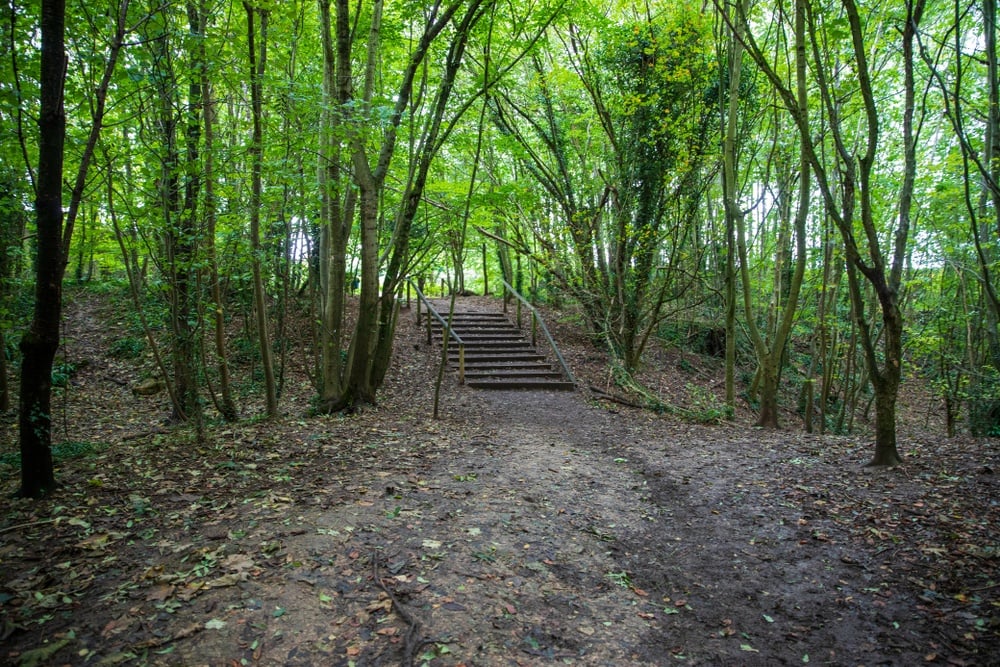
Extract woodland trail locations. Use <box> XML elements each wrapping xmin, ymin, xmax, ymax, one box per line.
<box><xmin>1</xmin><ymin>293</ymin><xmax>998</xmax><ymax>666</ymax></box>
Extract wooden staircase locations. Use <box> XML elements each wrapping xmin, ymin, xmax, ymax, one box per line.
<box><xmin>429</xmin><ymin>307</ymin><xmax>575</xmax><ymax>391</ymax></box>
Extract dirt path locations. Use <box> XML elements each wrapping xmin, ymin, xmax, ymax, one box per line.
<box><xmin>112</xmin><ymin>389</ymin><xmax>992</xmax><ymax>666</ymax></box>
<box><xmin>2</xmin><ymin>293</ymin><xmax>998</xmax><ymax>666</ymax></box>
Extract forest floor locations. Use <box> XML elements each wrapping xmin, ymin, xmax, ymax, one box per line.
<box><xmin>1</xmin><ymin>288</ymin><xmax>999</xmax><ymax>667</ymax></box>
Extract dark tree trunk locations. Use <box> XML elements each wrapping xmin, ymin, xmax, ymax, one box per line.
<box><xmin>18</xmin><ymin>0</ymin><xmax>65</xmax><ymax>498</ymax></box>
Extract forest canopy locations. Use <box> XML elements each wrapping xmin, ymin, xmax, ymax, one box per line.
<box><xmin>3</xmin><ymin>0</ymin><xmax>1000</xmax><ymax>495</ymax></box>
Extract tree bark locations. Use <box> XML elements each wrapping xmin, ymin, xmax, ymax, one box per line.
<box><xmin>727</xmin><ymin>0</ymin><xmax>917</xmax><ymax>463</ymax></box>
<box><xmin>315</xmin><ymin>0</ymin><xmax>354</xmax><ymax>412</ymax></box>
<box><xmin>20</xmin><ymin>0</ymin><xmax>129</xmax><ymax>495</ymax></box>
<box><xmin>199</xmin><ymin>0</ymin><xmax>238</xmax><ymax>422</ymax></box>
<box><xmin>18</xmin><ymin>0</ymin><xmax>65</xmax><ymax>498</ymax></box>
<box><xmin>245</xmin><ymin>1</ymin><xmax>278</xmax><ymax>418</ymax></box>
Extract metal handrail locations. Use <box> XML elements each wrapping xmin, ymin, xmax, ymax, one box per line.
<box><xmin>500</xmin><ymin>279</ymin><xmax>576</xmax><ymax>388</ymax></box>
<box><xmin>409</xmin><ymin>280</ymin><xmax>466</xmax><ymax>384</ymax></box>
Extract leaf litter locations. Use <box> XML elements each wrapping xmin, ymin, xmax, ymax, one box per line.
<box><xmin>0</xmin><ymin>292</ymin><xmax>997</xmax><ymax>665</ymax></box>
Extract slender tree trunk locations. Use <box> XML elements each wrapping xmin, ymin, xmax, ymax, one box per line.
<box><xmin>20</xmin><ymin>0</ymin><xmax>129</xmax><ymax>496</ymax></box>
<box><xmin>728</xmin><ymin>0</ymin><xmax>917</xmax><ymax>463</ymax></box>
<box><xmin>245</xmin><ymin>1</ymin><xmax>278</xmax><ymax>418</ymax></box>
<box><xmin>0</xmin><ymin>328</ymin><xmax>7</xmax><ymax>413</ymax></box>
<box><xmin>720</xmin><ymin>0</ymin><xmax>742</xmax><ymax>414</ymax></box>
<box><xmin>757</xmin><ymin>0</ymin><xmax>810</xmax><ymax>428</ymax></box>
<box><xmin>343</xmin><ymin>0</ymin><xmax>386</xmax><ymax>406</ymax></box>
<box><xmin>0</xmin><ymin>178</ymin><xmax>24</xmax><ymax>414</ymax></box>
<box><xmin>863</xmin><ymin>0</ymin><xmax>924</xmax><ymax>466</ymax></box>
<box><xmin>149</xmin><ymin>13</ymin><xmax>197</xmax><ymax>426</ymax></box>
<box><xmin>199</xmin><ymin>0</ymin><xmax>238</xmax><ymax>421</ymax></box>
<box><xmin>175</xmin><ymin>1</ymin><xmax>206</xmax><ymax>438</ymax></box>
<box><xmin>315</xmin><ymin>0</ymin><xmax>353</xmax><ymax>412</ymax></box>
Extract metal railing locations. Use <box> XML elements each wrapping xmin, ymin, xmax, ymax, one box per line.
<box><xmin>410</xmin><ymin>280</ymin><xmax>466</xmax><ymax>384</ymax></box>
<box><xmin>501</xmin><ymin>278</ymin><xmax>576</xmax><ymax>388</ymax></box>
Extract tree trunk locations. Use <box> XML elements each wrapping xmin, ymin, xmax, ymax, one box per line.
<box><xmin>199</xmin><ymin>0</ymin><xmax>238</xmax><ymax>422</ymax></box>
<box><xmin>315</xmin><ymin>0</ymin><xmax>354</xmax><ymax>412</ymax></box>
<box><xmin>0</xmin><ymin>177</ymin><xmax>25</xmax><ymax>414</ymax></box>
<box><xmin>18</xmin><ymin>0</ymin><xmax>65</xmax><ymax>498</ymax></box>
<box><xmin>19</xmin><ymin>0</ymin><xmax>131</xmax><ymax>494</ymax></box>
<box><xmin>0</xmin><ymin>328</ymin><xmax>7</xmax><ymax>413</ymax></box>
<box><xmin>245</xmin><ymin>1</ymin><xmax>278</xmax><ymax>418</ymax></box>
<box><xmin>871</xmin><ymin>371</ymin><xmax>903</xmax><ymax>466</ymax></box>
<box><xmin>730</xmin><ymin>0</ymin><xmax>919</xmax><ymax>462</ymax></box>
<box><xmin>316</xmin><ymin>0</ymin><xmax>484</xmax><ymax>412</ymax></box>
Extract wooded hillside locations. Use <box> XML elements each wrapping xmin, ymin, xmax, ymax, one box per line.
<box><xmin>3</xmin><ymin>0</ymin><xmax>1000</xmax><ymax>495</ymax></box>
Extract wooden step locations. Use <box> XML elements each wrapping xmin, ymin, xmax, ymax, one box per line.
<box><xmin>423</xmin><ymin>305</ymin><xmax>574</xmax><ymax>392</ymax></box>
<box><xmin>437</xmin><ymin>333</ymin><xmax>525</xmax><ymax>341</ymax></box>
<box><xmin>465</xmin><ymin>378</ymin><xmax>576</xmax><ymax>391</ymax></box>
<box><xmin>460</xmin><ymin>359</ymin><xmax>553</xmax><ymax>371</ymax></box>
<box><xmin>450</xmin><ymin>352</ymin><xmax>546</xmax><ymax>363</ymax></box>
<box><xmin>464</xmin><ymin>369</ymin><xmax>564</xmax><ymax>380</ymax></box>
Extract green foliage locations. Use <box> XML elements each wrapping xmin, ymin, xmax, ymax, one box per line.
<box><xmin>966</xmin><ymin>368</ymin><xmax>1000</xmax><ymax>437</ymax></box>
<box><xmin>0</xmin><ymin>440</ymin><xmax>105</xmax><ymax>468</ymax></box>
<box><xmin>51</xmin><ymin>361</ymin><xmax>79</xmax><ymax>389</ymax></box>
<box><xmin>684</xmin><ymin>383</ymin><xmax>731</xmax><ymax>424</ymax></box>
<box><xmin>108</xmin><ymin>336</ymin><xmax>145</xmax><ymax>360</ymax></box>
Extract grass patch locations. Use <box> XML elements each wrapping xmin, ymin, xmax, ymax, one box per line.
<box><xmin>0</xmin><ymin>440</ymin><xmax>106</xmax><ymax>467</ymax></box>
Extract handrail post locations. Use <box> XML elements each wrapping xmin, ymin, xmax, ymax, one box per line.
<box><xmin>408</xmin><ymin>278</ymin><xmax>467</xmax><ymax>385</ymax></box>
<box><xmin>500</xmin><ymin>278</ymin><xmax>576</xmax><ymax>388</ymax></box>
<box><xmin>531</xmin><ymin>312</ymin><xmax>537</xmax><ymax>347</ymax></box>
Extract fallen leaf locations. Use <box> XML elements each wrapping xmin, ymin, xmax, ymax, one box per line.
<box><xmin>145</xmin><ymin>585</ymin><xmax>174</xmax><ymax>601</ymax></box>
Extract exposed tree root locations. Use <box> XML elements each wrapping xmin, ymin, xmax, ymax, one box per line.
<box><xmin>371</xmin><ymin>552</ymin><xmax>451</xmax><ymax>666</ymax></box>
<box><xmin>605</xmin><ymin>359</ymin><xmax>707</xmax><ymax>421</ymax></box>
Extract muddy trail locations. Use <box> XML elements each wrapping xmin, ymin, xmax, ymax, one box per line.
<box><xmin>1</xmin><ymin>291</ymin><xmax>998</xmax><ymax>666</ymax></box>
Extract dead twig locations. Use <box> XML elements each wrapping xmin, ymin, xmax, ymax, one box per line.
<box><xmin>121</xmin><ymin>428</ymin><xmax>169</xmax><ymax>442</ymax></box>
<box><xmin>588</xmin><ymin>385</ymin><xmax>646</xmax><ymax>409</ymax></box>
<box><xmin>0</xmin><ymin>518</ymin><xmax>57</xmax><ymax>535</ymax></box>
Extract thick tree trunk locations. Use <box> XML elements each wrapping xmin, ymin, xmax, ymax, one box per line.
<box><xmin>18</xmin><ymin>0</ymin><xmax>65</xmax><ymax>498</ymax></box>
<box><xmin>757</xmin><ymin>365</ymin><xmax>780</xmax><ymax>429</ymax></box>
<box><xmin>871</xmin><ymin>375</ymin><xmax>903</xmax><ymax>466</ymax></box>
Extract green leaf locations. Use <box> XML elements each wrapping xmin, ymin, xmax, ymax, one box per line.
<box><xmin>17</xmin><ymin>639</ymin><xmax>71</xmax><ymax>667</ymax></box>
